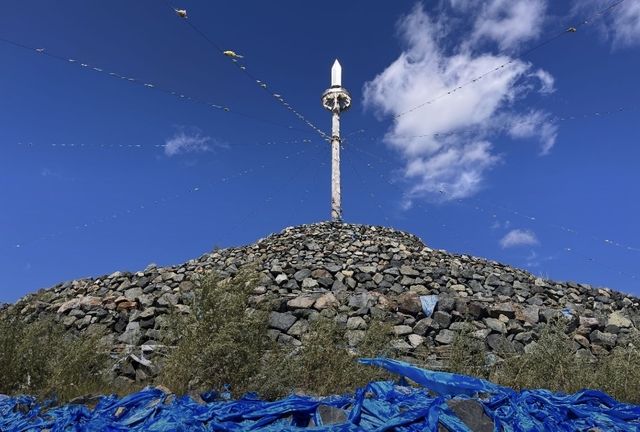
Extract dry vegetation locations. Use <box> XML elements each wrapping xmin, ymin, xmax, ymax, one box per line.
<box><xmin>445</xmin><ymin>319</ymin><xmax>640</xmax><ymax>404</ymax></box>
<box><xmin>2</xmin><ymin>268</ymin><xmax>640</xmax><ymax>405</ymax></box>
<box><xmin>158</xmin><ymin>268</ymin><xmax>393</xmax><ymax>398</ymax></box>
<box><xmin>0</xmin><ymin>316</ymin><xmax>111</xmax><ymax>402</ymax></box>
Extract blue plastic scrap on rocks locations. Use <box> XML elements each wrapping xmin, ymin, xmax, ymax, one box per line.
<box><xmin>420</xmin><ymin>295</ymin><xmax>438</xmax><ymax>318</ymax></box>
<box><xmin>1</xmin><ymin>358</ymin><xmax>639</xmax><ymax>431</ymax></box>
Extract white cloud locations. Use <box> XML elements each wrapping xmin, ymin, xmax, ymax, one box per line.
<box><xmin>530</xmin><ymin>69</ymin><xmax>555</xmax><ymax>94</ymax></box>
<box><xmin>363</xmin><ymin>3</ymin><xmax>556</xmax><ymax>203</ymax></box>
<box><xmin>164</xmin><ymin>128</ymin><xmax>227</xmax><ymax>157</ymax></box>
<box><xmin>470</xmin><ymin>0</ymin><xmax>547</xmax><ymax>50</ymax></box>
<box><xmin>404</xmin><ymin>141</ymin><xmax>501</xmax><ymax>199</ymax></box>
<box><xmin>575</xmin><ymin>0</ymin><xmax>640</xmax><ymax>48</ymax></box>
<box><xmin>507</xmin><ymin>110</ymin><xmax>558</xmax><ymax>155</ymax></box>
<box><xmin>500</xmin><ymin>229</ymin><xmax>539</xmax><ymax>248</ymax></box>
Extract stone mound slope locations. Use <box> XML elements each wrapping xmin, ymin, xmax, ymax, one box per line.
<box><xmin>3</xmin><ymin>222</ymin><xmax>640</xmax><ymax>382</ymax></box>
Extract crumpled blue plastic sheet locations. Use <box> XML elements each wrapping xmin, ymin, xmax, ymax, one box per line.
<box><xmin>1</xmin><ymin>358</ymin><xmax>639</xmax><ymax>431</ymax></box>
<box><xmin>561</xmin><ymin>307</ymin><xmax>574</xmax><ymax>318</ymax></box>
<box><xmin>420</xmin><ymin>295</ymin><xmax>438</xmax><ymax>318</ymax></box>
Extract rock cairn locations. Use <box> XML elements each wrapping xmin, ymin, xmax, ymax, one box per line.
<box><xmin>3</xmin><ymin>222</ymin><xmax>640</xmax><ymax>382</ymax></box>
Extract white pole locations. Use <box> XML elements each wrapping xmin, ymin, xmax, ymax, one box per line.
<box><xmin>322</xmin><ymin>59</ymin><xmax>351</xmax><ymax>223</ymax></box>
<box><xmin>331</xmin><ymin>111</ymin><xmax>341</xmax><ymax>221</ymax></box>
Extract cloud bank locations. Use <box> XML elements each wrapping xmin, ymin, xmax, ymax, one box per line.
<box><xmin>363</xmin><ymin>1</ymin><xmax>557</xmax><ymax>203</ymax></box>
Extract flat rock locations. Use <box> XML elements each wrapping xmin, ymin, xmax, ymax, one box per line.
<box><xmin>287</xmin><ymin>296</ymin><xmax>316</xmax><ymax>309</ymax></box>
<box><xmin>268</xmin><ymin>312</ymin><xmax>297</xmax><ymax>332</ymax></box>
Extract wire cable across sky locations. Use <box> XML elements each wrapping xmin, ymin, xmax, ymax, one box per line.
<box><xmin>0</xmin><ymin>36</ymin><xmax>313</xmax><ymax>135</ymax></box>
<box><xmin>164</xmin><ymin>1</ymin><xmax>330</xmax><ymax>141</ymax></box>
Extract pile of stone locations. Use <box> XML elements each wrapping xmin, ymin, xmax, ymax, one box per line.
<box><xmin>3</xmin><ymin>222</ymin><xmax>639</xmax><ymax>383</ymax></box>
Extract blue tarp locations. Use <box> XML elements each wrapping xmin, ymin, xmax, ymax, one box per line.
<box><xmin>1</xmin><ymin>358</ymin><xmax>639</xmax><ymax>431</ymax></box>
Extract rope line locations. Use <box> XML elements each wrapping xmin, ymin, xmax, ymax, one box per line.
<box><xmin>12</xmin><ymin>137</ymin><xmax>315</xmax><ymax>151</ymax></box>
<box><xmin>386</xmin><ymin>102</ymin><xmax>640</xmax><ymax>141</ymax></box>
<box><xmin>0</xmin><ymin>36</ymin><xmax>311</xmax><ymax>134</ymax></box>
<box><xmin>348</xmin><ymin>140</ymin><xmax>640</xmax><ymax>255</ymax></box>
<box><xmin>346</xmin><ymin>141</ymin><xmax>639</xmax><ymax>282</ymax></box>
<box><xmin>226</xmin><ymin>140</ymin><xmax>327</xmax><ymax>235</ymax></box>
<box><xmin>164</xmin><ymin>2</ymin><xmax>330</xmax><ymax>140</ymax></box>
<box><xmin>6</xmin><ymin>142</ymin><xmax>320</xmax><ymax>252</ymax></box>
<box><xmin>342</xmin><ymin>147</ymin><xmax>389</xmax><ymax>224</ymax></box>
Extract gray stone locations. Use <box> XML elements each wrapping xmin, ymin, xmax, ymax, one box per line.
<box><xmin>436</xmin><ymin>296</ymin><xmax>456</xmax><ymax>313</ymax></box>
<box><xmin>275</xmin><ymin>274</ymin><xmax>288</xmax><ymax>285</ymax></box>
<box><xmin>294</xmin><ymin>269</ymin><xmax>311</xmax><ymax>281</ymax></box>
<box><xmin>446</xmin><ymin>399</ymin><xmax>494</xmax><ymax>432</ymax></box>
<box><xmin>287</xmin><ymin>296</ymin><xmax>316</xmax><ymax>309</ymax></box>
<box><xmin>314</xmin><ymin>293</ymin><xmax>338</xmax><ymax>310</ymax></box>
<box><xmin>331</xmin><ymin>280</ymin><xmax>347</xmax><ymax>292</ymax></box>
<box><xmin>278</xmin><ymin>333</ymin><xmax>302</xmax><ymax>347</ymax></box>
<box><xmin>124</xmin><ymin>287</ymin><xmax>143</xmax><ymax>300</ymax></box>
<box><xmin>268</xmin><ymin>312</ymin><xmax>297</xmax><ymax>332</ymax></box>
<box><xmin>348</xmin><ymin>293</ymin><xmax>370</xmax><ymax>310</ymax></box>
<box><xmin>397</xmin><ymin>292</ymin><xmax>422</xmax><ymax>315</ymax></box>
<box><xmin>486</xmin><ymin>334</ymin><xmax>513</xmax><ymax>352</ymax></box>
<box><xmin>118</xmin><ymin>322</ymin><xmax>142</xmax><ymax>345</ymax></box>
<box><xmin>432</xmin><ymin>311</ymin><xmax>451</xmax><ymax>328</ymax></box>
<box><xmin>301</xmin><ymin>278</ymin><xmax>319</xmax><ymax>289</ymax></box>
<box><xmin>7</xmin><ymin>221</ymin><xmax>640</xmax><ymax>385</ymax></box>
<box><xmin>485</xmin><ymin>274</ymin><xmax>501</xmax><ymax>286</ymax></box>
<box><xmin>324</xmin><ymin>263</ymin><xmax>342</xmax><ymax>273</ymax></box>
<box><xmin>490</xmin><ymin>303</ymin><xmax>516</xmax><ymax>319</ymax></box>
<box><xmin>435</xmin><ymin>329</ymin><xmax>455</xmax><ymax>344</ymax></box>
<box><xmin>400</xmin><ymin>265</ymin><xmax>420</xmax><ymax>276</ymax></box>
<box><xmin>408</xmin><ymin>334</ymin><xmax>425</xmax><ymax>347</ymax></box>
<box><xmin>484</xmin><ymin>318</ymin><xmax>507</xmax><ymax>334</ymax></box>
<box><xmin>156</xmin><ymin>292</ymin><xmax>178</xmax><ymax>307</ymax></box>
<box><xmin>390</xmin><ymin>339</ymin><xmax>412</xmax><ymax>350</ymax></box>
<box><xmin>347</xmin><ymin>316</ymin><xmax>367</xmax><ymax>330</ymax></box>
<box><xmin>139</xmin><ymin>307</ymin><xmax>156</xmax><ymax>319</ymax></box>
<box><xmin>468</xmin><ymin>302</ymin><xmax>488</xmax><ymax>319</ymax></box>
<box><xmin>393</xmin><ymin>325</ymin><xmax>413</xmax><ymax>336</ymax></box>
<box><xmin>519</xmin><ymin>305</ymin><xmax>540</xmax><ymax>324</ymax></box>
<box><xmin>514</xmin><ymin>331</ymin><xmax>534</xmax><ymax>344</ymax></box>
<box><xmin>590</xmin><ymin>330</ymin><xmax>617</xmax><ymax>347</ymax></box>
<box><xmin>287</xmin><ymin>319</ymin><xmax>309</xmax><ymax>337</ymax></box>
<box><xmin>607</xmin><ymin>312</ymin><xmax>632</xmax><ymax>329</ymax></box>
<box><xmin>413</xmin><ymin>318</ymin><xmax>434</xmax><ymax>336</ymax></box>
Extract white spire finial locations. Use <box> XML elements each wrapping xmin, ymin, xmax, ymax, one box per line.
<box><xmin>331</xmin><ymin>59</ymin><xmax>342</xmax><ymax>87</ymax></box>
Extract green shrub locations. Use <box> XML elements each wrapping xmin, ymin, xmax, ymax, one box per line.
<box><xmin>160</xmin><ymin>268</ymin><xmax>272</xmax><ymax>396</ymax></box>
<box><xmin>0</xmin><ymin>316</ymin><xmax>110</xmax><ymax>401</ymax></box>
<box><xmin>491</xmin><ymin>321</ymin><xmax>590</xmax><ymax>395</ymax></box>
<box><xmin>590</xmin><ymin>334</ymin><xmax>640</xmax><ymax>404</ymax></box>
<box><xmin>439</xmin><ymin>320</ymin><xmax>640</xmax><ymax>405</ymax></box>
<box><xmin>288</xmin><ymin>318</ymin><xmax>393</xmax><ymax>396</ymax></box>
<box><xmin>445</xmin><ymin>323</ymin><xmax>489</xmax><ymax>379</ymax></box>
<box><xmin>159</xmin><ymin>268</ymin><xmax>395</xmax><ymax>398</ymax></box>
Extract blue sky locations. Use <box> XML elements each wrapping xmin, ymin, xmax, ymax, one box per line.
<box><xmin>1</xmin><ymin>0</ymin><xmax>639</xmax><ymax>302</ymax></box>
